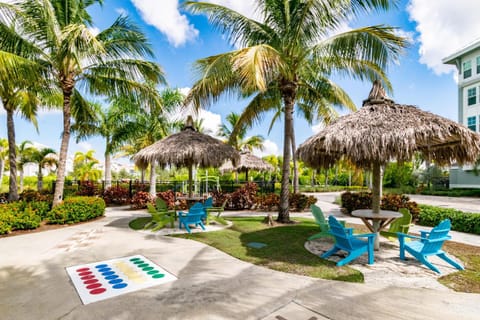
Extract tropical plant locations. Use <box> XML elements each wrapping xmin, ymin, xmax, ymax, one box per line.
<box><xmin>17</xmin><ymin>141</ymin><xmax>36</xmax><ymax>193</ymax></box>
<box><xmin>30</xmin><ymin>147</ymin><xmax>57</xmax><ymax>191</ymax></box>
<box><xmin>185</xmin><ymin>0</ymin><xmax>407</xmax><ymax>222</ymax></box>
<box><xmin>218</xmin><ymin>112</ymin><xmax>265</xmax><ymax>152</ymax></box>
<box><xmin>73</xmin><ymin>150</ymin><xmax>101</xmax><ymax>182</ymax></box>
<box><xmin>0</xmin><ymin>0</ymin><xmax>166</xmax><ymax>206</ymax></box>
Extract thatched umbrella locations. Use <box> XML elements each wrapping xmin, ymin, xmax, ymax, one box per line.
<box><xmin>297</xmin><ymin>80</ymin><xmax>480</xmax><ymax>214</ymax></box>
<box><xmin>134</xmin><ymin>116</ymin><xmax>239</xmax><ymax>197</ymax></box>
<box><xmin>219</xmin><ymin>151</ymin><xmax>274</xmax><ymax>181</ymax></box>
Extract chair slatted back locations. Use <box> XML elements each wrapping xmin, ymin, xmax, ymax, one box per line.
<box><xmin>204</xmin><ymin>197</ymin><xmax>213</xmax><ymax>209</ymax></box>
<box><xmin>328</xmin><ymin>216</ymin><xmax>355</xmax><ymax>251</ymax></box>
<box><xmin>389</xmin><ymin>208</ymin><xmax>412</xmax><ymax>232</ymax></box>
<box><xmin>311</xmin><ymin>205</ymin><xmax>329</xmax><ymax>233</ymax></box>
<box><xmin>155</xmin><ymin>198</ymin><xmax>168</xmax><ymax>211</ymax></box>
<box><xmin>189</xmin><ymin>202</ymin><xmax>205</xmax><ymax>214</ymax></box>
<box><xmin>422</xmin><ymin>219</ymin><xmax>451</xmax><ymax>255</ymax></box>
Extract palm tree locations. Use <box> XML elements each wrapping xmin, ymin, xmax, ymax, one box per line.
<box><xmin>114</xmin><ymin>88</ymin><xmax>184</xmax><ymax>196</ymax></box>
<box><xmin>0</xmin><ymin>0</ymin><xmax>165</xmax><ymax>206</ymax></box>
<box><xmin>218</xmin><ymin>112</ymin><xmax>265</xmax><ymax>152</ymax></box>
<box><xmin>73</xmin><ymin>150</ymin><xmax>100</xmax><ymax>181</ymax></box>
<box><xmin>0</xmin><ymin>138</ymin><xmax>8</xmax><ymax>187</ymax></box>
<box><xmin>17</xmin><ymin>141</ymin><xmax>36</xmax><ymax>193</ymax></box>
<box><xmin>30</xmin><ymin>147</ymin><xmax>57</xmax><ymax>191</ymax></box>
<box><xmin>185</xmin><ymin>0</ymin><xmax>407</xmax><ymax>222</ymax></box>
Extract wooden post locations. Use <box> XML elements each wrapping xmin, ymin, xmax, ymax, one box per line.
<box><xmin>188</xmin><ymin>164</ymin><xmax>193</xmax><ymax>198</ymax></box>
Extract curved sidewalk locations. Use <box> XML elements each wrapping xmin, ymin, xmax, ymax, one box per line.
<box><xmin>0</xmin><ymin>206</ymin><xmax>478</xmax><ymax>320</ymax></box>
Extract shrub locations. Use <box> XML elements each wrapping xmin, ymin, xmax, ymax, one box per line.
<box><xmin>76</xmin><ymin>181</ymin><xmax>99</xmax><ymax>197</ymax></box>
<box><xmin>289</xmin><ymin>193</ymin><xmax>317</xmax><ymax>211</ymax></box>
<box><xmin>156</xmin><ymin>190</ymin><xmax>176</xmax><ymax>209</ymax></box>
<box><xmin>341</xmin><ymin>191</ymin><xmax>420</xmax><ymax>221</ymax></box>
<box><xmin>131</xmin><ymin>191</ymin><xmax>153</xmax><ymax>209</ymax></box>
<box><xmin>19</xmin><ymin>189</ymin><xmax>51</xmax><ymax>202</ymax></box>
<box><xmin>228</xmin><ymin>182</ymin><xmax>258</xmax><ymax>209</ymax></box>
<box><xmin>0</xmin><ymin>201</ymin><xmax>46</xmax><ymax>234</ymax></box>
<box><xmin>103</xmin><ymin>186</ymin><xmax>130</xmax><ymax>205</ymax></box>
<box><xmin>256</xmin><ymin>193</ymin><xmax>280</xmax><ymax>211</ymax></box>
<box><xmin>29</xmin><ymin>201</ymin><xmax>52</xmax><ymax>219</ymax></box>
<box><xmin>418</xmin><ymin>205</ymin><xmax>480</xmax><ymax>235</ymax></box>
<box><xmin>47</xmin><ymin>197</ymin><xmax>106</xmax><ymax>224</ymax></box>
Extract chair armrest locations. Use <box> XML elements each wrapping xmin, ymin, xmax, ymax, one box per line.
<box><xmin>206</xmin><ymin>206</ymin><xmax>224</xmax><ymax>211</ymax></box>
<box><xmin>354</xmin><ymin>233</ymin><xmax>376</xmax><ymax>239</ymax></box>
<box><xmin>397</xmin><ymin>233</ymin><xmax>427</xmax><ymax>241</ymax></box>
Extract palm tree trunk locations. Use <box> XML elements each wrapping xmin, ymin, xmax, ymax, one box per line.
<box><xmin>291</xmin><ymin>124</ymin><xmax>299</xmax><ymax>193</ymax></box>
<box><xmin>53</xmin><ymin>82</ymin><xmax>74</xmax><ymax>206</ymax></box>
<box><xmin>0</xmin><ymin>159</ymin><xmax>4</xmax><ymax>187</ymax></box>
<box><xmin>278</xmin><ymin>90</ymin><xmax>295</xmax><ymax>223</ymax></box>
<box><xmin>37</xmin><ymin>164</ymin><xmax>43</xmax><ymax>191</ymax></box>
<box><xmin>19</xmin><ymin>168</ymin><xmax>24</xmax><ymax>192</ymax></box>
<box><xmin>149</xmin><ymin>161</ymin><xmax>156</xmax><ymax>197</ymax></box>
<box><xmin>6</xmin><ymin>107</ymin><xmax>18</xmax><ymax>201</ymax></box>
<box><xmin>105</xmin><ymin>151</ymin><xmax>112</xmax><ymax>189</ymax></box>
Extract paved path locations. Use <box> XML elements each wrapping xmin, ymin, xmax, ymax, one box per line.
<box><xmin>0</xmin><ymin>205</ymin><xmax>479</xmax><ymax>319</ymax></box>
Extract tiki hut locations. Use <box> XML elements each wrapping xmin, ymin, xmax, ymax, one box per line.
<box><xmin>297</xmin><ymin>80</ymin><xmax>480</xmax><ymax>213</ymax></box>
<box><xmin>134</xmin><ymin>116</ymin><xmax>239</xmax><ymax>197</ymax></box>
<box><xmin>219</xmin><ymin>151</ymin><xmax>274</xmax><ymax>181</ymax></box>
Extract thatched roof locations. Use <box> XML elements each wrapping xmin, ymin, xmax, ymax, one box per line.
<box><xmin>219</xmin><ymin>151</ymin><xmax>274</xmax><ymax>173</ymax></box>
<box><xmin>297</xmin><ymin>80</ymin><xmax>480</xmax><ymax>168</ymax></box>
<box><xmin>134</xmin><ymin>116</ymin><xmax>239</xmax><ymax>169</ymax></box>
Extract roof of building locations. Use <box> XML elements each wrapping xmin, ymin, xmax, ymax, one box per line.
<box><xmin>443</xmin><ymin>38</ymin><xmax>480</xmax><ymax>65</ymax></box>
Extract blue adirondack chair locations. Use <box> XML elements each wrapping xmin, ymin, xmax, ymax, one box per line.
<box><xmin>321</xmin><ymin>216</ymin><xmax>376</xmax><ymax>266</ymax></box>
<box><xmin>308</xmin><ymin>204</ymin><xmax>345</xmax><ymax>241</ymax></box>
<box><xmin>178</xmin><ymin>202</ymin><xmax>206</xmax><ymax>233</ymax></box>
<box><xmin>398</xmin><ymin>219</ymin><xmax>464</xmax><ymax>274</ymax></box>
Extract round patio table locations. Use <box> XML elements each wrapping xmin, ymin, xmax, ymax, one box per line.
<box><xmin>351</xmin><ymin>209</ymin><xmax>402</xmax><ymax>250</ymax></box>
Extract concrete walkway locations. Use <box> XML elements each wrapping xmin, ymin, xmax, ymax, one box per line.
<box><xmin>0</xmin><ymin>204</ymin><xmax>479</xmax><ymax>319</ymax></box>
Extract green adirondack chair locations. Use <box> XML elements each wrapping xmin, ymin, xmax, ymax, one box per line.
<box><xmin>144</xmin><ymin>202</ymin><xmax>175</xmax><ymax>231</ymax></box>
<box><xmin>380</xmin><ymin>208</ymin><xmax>413</xmax><ymax>241</ymax></box>
<box><xmin>308</xmin><ymin>204</ymin><xmax>345</xmax><ymax>241</ymax></box>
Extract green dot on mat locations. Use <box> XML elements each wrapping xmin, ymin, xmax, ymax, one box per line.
<box><xmin>152</xmin><ymin>274</ymin><xmax>165</xmax><ymax>279</ymax></box>
<box><xmin>138</xmin><ymin>263</ymin><xmax>149</xmax><ymax>268</ymax></box>
<box><xmin>130</xmin><ymin>257</ymin><xmax>141</xmax><ymax>261</ymax></box>
<box><xmin>133</xmin><ymin>260</ymin><xmax>144</xmax><ymax>264</ymax></box>
<box><xmin>147</xmin><ymin>270</ymin><xmax>159</xmax><ymax>275</ymax></box>
<box><xmin>142</xmin><ymin>267</ymin><xmax>154</xmax><ymax>271</ymax></box>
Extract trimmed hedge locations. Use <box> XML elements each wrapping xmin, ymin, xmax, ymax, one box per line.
<box><xmin>0</xmin><ymin>201</ymin><xmax>50</xmax><ymax>234</ymax></box>
<box><xmin>418</xmin><ymin>204</ymin><xmax>480</xmax><ymax>235</ymax></box>
<box><xmin>47</xmin><ymin>197</ymin><xmax>106</xmax><ymax>224</ymax></box>
<box><xmin>341</xmin><ymin>191</ymin><xmax>420</xmax><ymax>221</ymax></box>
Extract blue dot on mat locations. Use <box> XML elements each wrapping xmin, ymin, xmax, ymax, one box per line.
<box><xmin>95</xmin><ymin>264</ymin><xmax>108</xmax><ymax>268</ymax></box>
<box><xmin>102</xmin><ymin>271</ymin><xmax>115</xmax><ymax>276</ymax></box>
<box><xmin>112</xmin><ymin>283</ymin><xmax>128</xmax><ymax>289</ymax></box>
<box><xmin>105</xmin><ymin>275</ymin><xmax>119</xmax><ymax>280</ymax></box>
<box><xmin>98</xmin><ymin>268</ymin><xmax>111</xmax><ymax>273</ymax></box>
<box><xmin>109</xmin><ymin>278</ymin><xmax>124</xmax><ymax>284</ymax></box>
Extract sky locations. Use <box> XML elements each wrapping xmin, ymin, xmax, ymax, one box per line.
<box><xmin>2</xmin><ymin>0</ymin><xmax>480</xmax><ymax>168</ymax></box>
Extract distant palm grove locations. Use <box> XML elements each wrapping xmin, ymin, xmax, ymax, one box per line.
<box><xmin>0</xmin><ymin>0</ymin><xmax>409</xmax><ymax>219</ymax></box>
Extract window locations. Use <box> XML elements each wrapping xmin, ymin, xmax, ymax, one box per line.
<box><xmin>464</xmin><ymin>60</ymin><xmax>472</xmax><ymax>78</ymax></box>
<box><xmin>467</xmin><ymin>116</ymin><xmax>476</xmax><ymax>131</ymax></box>
<box><xmin>477</xmin><ymin>57</ymin><xmax>480</xmax><ymax>74</ymax></box>
<box><xmin>468</xmin><ymin>87</ymin><xmax>476</xmax><ymax>105</ymax></box>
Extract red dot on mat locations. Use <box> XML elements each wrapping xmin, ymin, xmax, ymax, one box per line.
<box><xmin>83</xmin><ymin>279</ymin><xmax>99</xmax><ymax>285</ymax></box>
<box><xmin>78</xmin><ymin>271</ymin><xmax>92</xmax><ymax>277</ymax></box>
<box><xmin>89</xmin><ymin>288</ymin><xmax>106</xmax><ymax>295</ymax></box>
<box><xmin>76</xmin><ymin>268</ymin><xmax>90</xmax><ymax>272</ymax></box>
<box><xmin>81</xmin><ymin>275</ymin><xmax>95</xmax><ymax>280</ymax></box>
<box><xmin>86</xmin><ymin>283</ymin><xmax>102</xmax><ymax>289</ymax></box>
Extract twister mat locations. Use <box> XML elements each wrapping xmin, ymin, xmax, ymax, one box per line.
<box><xmin>66</xmin><ymin>255</ymin><xmax>177</xmax><ymax>304</ymax></box>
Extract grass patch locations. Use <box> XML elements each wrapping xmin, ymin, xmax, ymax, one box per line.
<box><xmin>173</xmin><ymin>217</ymin><xmax>363</xmax><ymax>282</ymax></box>
<box><xmin>129</xmin><ymin>217</ymin><xmax>151</xmax><ymax>230</ymax></box>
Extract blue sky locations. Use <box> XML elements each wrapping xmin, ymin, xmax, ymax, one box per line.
<box><xmin>2</xmin><ymin>0</ymin><xmax>480</xmax><ymax>167</ymax></box>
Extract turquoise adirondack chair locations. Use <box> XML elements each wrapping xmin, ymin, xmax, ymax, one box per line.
<box><xmin>308</xmin><ymin>204</ymin><xmax>345</xmax><ymax>241</ymax></box>
<box><xmin>380</xmin><ymin>208</ymin><xmax>414</xmax><ymax>241</ymax></box>
<box><xmin>178</xmin><ymin>202</ymin><xmax>206</xmax><ymax>233</ymax></box>
<box><xmin>398</xmin><ymin>219</ymin><xmax>464</xmax><ymax>274</ymax></box>
<box><xmin>321</xmin><ymin>216</ymin><xmax>376</xmax><ymax>266</ymax></box>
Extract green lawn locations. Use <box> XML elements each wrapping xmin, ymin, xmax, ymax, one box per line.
<box><xmin>175</xmin><ymin>217</ymin><xmax>363</xmax><ymax>282</ymax></box>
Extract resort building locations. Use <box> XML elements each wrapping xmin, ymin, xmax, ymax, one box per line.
<box><xmin>443</xmin><ymin>39</ymin><xmax>480</xmax><ymax>188</ymax></box>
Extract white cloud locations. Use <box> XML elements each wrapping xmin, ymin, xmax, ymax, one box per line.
<box><xmin>407</xmin><ymin>0</ymin><xmax>480</xmax><ymax>75</ymax></box>
<box><xmin>76</xmin><ymin>142</ymin><xmax>93</xmax><ymax>152</ymax></box>
<box><xmin>312</xmin><ymin>122</ymin><xmax>324</xmax><ymax>134</ymax></box>
<box><xmin>115</xmin><ymin>7</ymin><xmax>127</xmax><ymax>16</ymax></box>
<box><xmin>253</xmin><ymin>139</ymin><xmax>279</xmax><ymax>157</ymax></box>
<box><xmin>196</xmin><ymin>109</ymin><xmax>222</xmax><ymax>136</ymax></box>
<box><xmin>131</xmin><ymin>0</ymin><xmax>198</xmax><ymax>47</ymax></box>
<box><xmin>88</xmin><ymin>26</ymin><xmax>100</xmax><ymax>36</ymax></box>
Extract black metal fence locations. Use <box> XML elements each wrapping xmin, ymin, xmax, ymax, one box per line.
<box><xmin>57</xmin><ymin>179</ymin><xmax>275</xmax><ymax>198</ymax></box>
